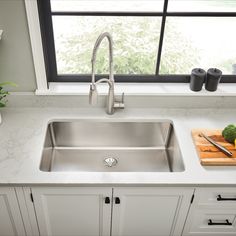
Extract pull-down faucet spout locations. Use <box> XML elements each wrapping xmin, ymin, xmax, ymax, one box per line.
<box><xmin>89</xmin><ymin>32</ymin><xmax>124</xmax><ymax>115</ymax></box>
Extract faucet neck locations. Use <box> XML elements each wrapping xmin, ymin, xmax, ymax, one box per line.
<box><xmin>91</xmin><ymin>32</ymin><xmax>114</xmax><ymax>84</ymax></box>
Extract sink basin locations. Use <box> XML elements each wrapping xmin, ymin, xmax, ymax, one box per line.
<box><xmin>40</xmin><ymin>121</ymin><xmax>185</xmax><ymax>172</ymax></box>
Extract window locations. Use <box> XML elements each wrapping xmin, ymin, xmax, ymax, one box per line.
<box><xmin>37</xmin><ymin>0</ymin><xmax>236</xmax><ymax>83</ymax></box>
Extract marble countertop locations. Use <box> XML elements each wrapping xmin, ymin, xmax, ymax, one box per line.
<box><xmin>0</xmin><ymin>106</ymin><xmax>236</xmax><ymax>186</ymax></box>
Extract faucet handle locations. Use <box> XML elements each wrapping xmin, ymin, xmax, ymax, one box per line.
<box><xmin>114</xmin><ymin>92</ymin><xmax>125</xmax><ymax>109</ymax></box>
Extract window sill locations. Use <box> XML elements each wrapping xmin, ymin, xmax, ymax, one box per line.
<box><xmin>35</xmin><ymin>82</ymin><xmax>236</xmax><ymax>96</ymax></box>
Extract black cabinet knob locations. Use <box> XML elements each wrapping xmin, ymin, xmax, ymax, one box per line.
<box><xmin>105</xmin><ymin>197</ymin><xmax>110</xmax><ymax>204</ymax></box>
<box><xmin>115</xmin><ymin>197</ymin><xmax>120</xmax><ymax>204</ymax></box>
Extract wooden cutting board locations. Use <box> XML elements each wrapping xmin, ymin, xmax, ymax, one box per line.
<box><xmin>191</xmin><ymin>129</ymin><xmax>236</xmax><ymax>166</ymax></box>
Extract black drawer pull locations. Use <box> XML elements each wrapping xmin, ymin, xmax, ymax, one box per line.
<box><xmin>217</xmin><ymin>195</ymin><xmax>236</xmax><ymax>201</ymax></box>
<box><xmin>115</xmin><ymin>197</ymin><xmax>120</xmax><ymax>204</ymax></box>
<box><xmin>105</xmin><ymin>197</ymin><xmax>110</xmax><ymax>204</ymax></box>
<box><xmin>208</xmin><ymin>219</ymin><xmax>232</xmax><ymax>226</ymax></box>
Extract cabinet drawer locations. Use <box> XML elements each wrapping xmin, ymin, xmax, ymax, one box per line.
<box><xmin>196</xmin><ymin>188</ymin><xmax>236</xmax><ymax>207</ymax></box>
<box><xmin>183</xmin><ymin>208</ymin><xmax>236</xmax><ymax>236</ymax></box>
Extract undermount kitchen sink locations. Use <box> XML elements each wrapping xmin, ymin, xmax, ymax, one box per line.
<box><xmin>40</xmin><ymin>121</ymin><xmax>185</xmax><ymax>172</ymax></box>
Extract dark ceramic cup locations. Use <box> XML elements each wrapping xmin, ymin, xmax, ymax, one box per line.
<box><xmin>190</xmin><ymin>68</ymin><xmax>206</xmax><ymax>92</ymax></box>
<box><xmin>205</xmin><ymin>68</ymin><xmax>222</xmax><ymax>92</ymax></box>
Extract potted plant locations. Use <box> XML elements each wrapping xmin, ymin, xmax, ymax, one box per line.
<box><xmin>0</xmin><ymin>82</ymin><xmax>17</xmax><ymax>123</ymax></box>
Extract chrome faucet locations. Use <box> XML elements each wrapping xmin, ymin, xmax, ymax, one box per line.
<box><xmin>89</xmin><ymin>32</ymin><xmax>125</xmax><ymax>115</ymax></box>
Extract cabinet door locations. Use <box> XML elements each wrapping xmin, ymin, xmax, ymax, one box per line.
<box><xmin>112</xmin><ymin>187</ymin><xmax>193</xmax><ymax>236</ymax></box>
<box><xmin>0</xmin><ymin>187</ymin><xmax>26</xmax><ymax>236</ymax></box>
<box><xmin>31</xmin><ymin>187</ymin><xmax>112</xmax><ymax>236</ymax></box>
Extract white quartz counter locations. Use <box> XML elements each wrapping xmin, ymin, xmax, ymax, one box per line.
<box><xmin>0</xmin><ymin>106</ymin><xmax>236</xmax><ymax>186</ymax></box>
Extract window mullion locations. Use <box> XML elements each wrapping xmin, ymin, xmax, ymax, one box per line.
<box><xmin>155</xmin><ymin>0</ymin><xmax>168</xmax><ymax>75</ymax></box>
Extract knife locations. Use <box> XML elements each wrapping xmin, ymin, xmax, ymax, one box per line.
<box><xmin>200</xmin><ymin>132</ymin><xmax>233</xmax><ymax>157</ymax></box>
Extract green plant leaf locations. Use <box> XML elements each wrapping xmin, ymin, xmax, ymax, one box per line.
<box><xmin>0</xmin><ymin>102</ymin><xmax>6</xmax><ymax>107</ymax></box>
<box><xmin>0</xmin><ymin>82</ymin><xmax>17</xmax><ymax>87</ymax></box>
<box><xmin>0</xmin><ymin>81</ymin><xmax>16</xmax><ymax>108</ymax></box>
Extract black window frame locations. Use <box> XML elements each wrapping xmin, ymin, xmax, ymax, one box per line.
<box><xmin>37</xmin><ymin>0</ymin><xmax>236</xmax><ymax>83</ymax></box>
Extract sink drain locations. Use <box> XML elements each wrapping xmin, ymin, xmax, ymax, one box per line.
<box><xmin>104</xmin><ymin>157</ymin><xmax>118</xmax><ymax>167</ymax></box>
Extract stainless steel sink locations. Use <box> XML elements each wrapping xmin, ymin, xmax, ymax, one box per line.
<box><xmin>40</xmin><ymin>121</ymin><xmax>185</xmax><ymax>172</ymax></box>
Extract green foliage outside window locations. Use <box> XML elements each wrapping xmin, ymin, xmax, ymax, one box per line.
<box><xmin>54</xmin><ymin>17</ymin><xmax>199</xmax><ymax>75</ymax></box>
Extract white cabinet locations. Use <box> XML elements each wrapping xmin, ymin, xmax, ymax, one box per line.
<box><xmin>31</xmin><ymin>187</ymin><xmax>193</xmax><ymax>236</ymax></box>
<box><xmin>2</xmin><ymin>185</ymin><xmax>236</xmax><ymax>236</ymax></box>
<box><xmin>112</xmin><ymin>187</ymin><xmax>193</xmax><ymax>236</ymax></box>
<box><xmin>0</xmin><ymin>187</ymin><xmax>26</xmax><ymax>236</ymax></box>
<box><xmin>31</xmin><ymin>187</ymin><xmax>112</xmax><ymax>236</ymax></box>
<box><xmin>183</xmin><ymin>188</ymin><xmax>236</xmax><ymax>236</ymax></box>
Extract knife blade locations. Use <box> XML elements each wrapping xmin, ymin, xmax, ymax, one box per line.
<box><xmin>200</xmin><ymin>132</ymin><xmax>233</xmax><ymax>157</ymax></box>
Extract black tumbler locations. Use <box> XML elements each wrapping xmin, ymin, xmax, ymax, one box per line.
<box><xmin>190</xmin><ymin>68</ymin><xmax>206</xmax><ymax>92</ymax></box>
<box><xmin>205</xmin><ymin>68</ymin><xmax>222</xmax><ymax>92</ymax></box>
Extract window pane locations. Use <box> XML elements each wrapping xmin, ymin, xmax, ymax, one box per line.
<box><xmin>51</xmin><ymin>0</ymin><xmax>164</xmax><ymax>12</ymax></box>
<box><xmin>160</xmin><ymin>17</ymin><xmax>236</xmax><ymax>74</ymax></box>
<box><xmin>52</xmin><ymin>16</ymin><xmax>161</xmax><ymax>75</ymax></box>
<box><xmin>168</xmin><ymin>0</ymin><xmax>236</xmax><ymax>12</ymax></box>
